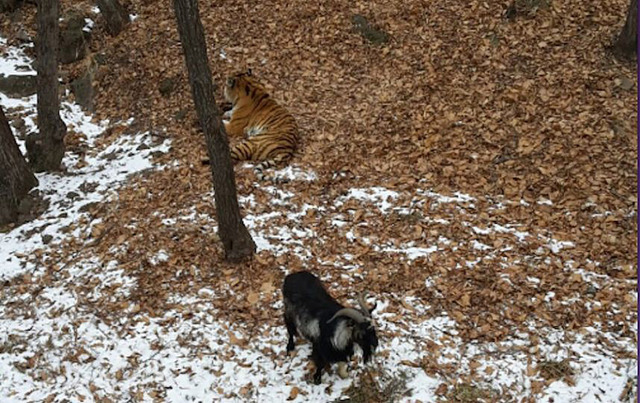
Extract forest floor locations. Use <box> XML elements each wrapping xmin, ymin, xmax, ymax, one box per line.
<box><xmin>0</xmin><ymin>1</ymin><xmax>637</xmax><ymax>402</ymax></box>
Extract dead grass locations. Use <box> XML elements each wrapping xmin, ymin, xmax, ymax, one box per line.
<box><xmin>335</xmin><ymin>367</ymin><xmax>411</xmax><ymax>403</ymax></box>
<box><xmin>618</xmin><ymin>376</ymin><xmax>637</xmax><ymax>402</ymax></box>
<box><xmin>537</xmin><ymin>359</ymin><xmax>575</xmax><ymax>386</ymax></box>
<box><xmin>505</xmin><ymin>0</ymin><xmax>551</xmax><ymax>19</ymax></box>
<box><xmin>446</xmin><ymin>383</ymin><xmax>497</xmax><ymax>402</ymax></box>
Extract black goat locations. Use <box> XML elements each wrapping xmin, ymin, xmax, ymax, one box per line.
<box><xmin>282</xmin><ymin>270</ymin><xmax>379</xmax><ymax>384</ymax></box>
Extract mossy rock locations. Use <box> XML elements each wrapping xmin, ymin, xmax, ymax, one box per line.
<box><xmin>352</xmin><ymin>14</ymin><xmax>389</xmax><ymax>45</ymax></box>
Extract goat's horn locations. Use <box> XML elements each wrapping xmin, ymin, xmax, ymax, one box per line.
<box><xmin>327</xmin><ymin>308</ymin><xmax>367</xmax><ymax>324</ymax></box>
<box><xmin>356</xmin><ymin>292</ymin><xmax>372</xmax><ymax>316</ymax></box>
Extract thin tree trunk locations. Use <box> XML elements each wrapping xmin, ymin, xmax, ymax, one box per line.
<box><xmin>96</xmin><ymin>0</ymin><xmax>130</xmax><ymax>36</ymax></box>
<box><xmin>26</xmin><ymin>0</ymin><xmax>67</xmax><ymax>172</ymax></box>
<box><xmin>0</xmin><ymin>106</ymin><xmax>38</xmax><ymax>226</ymax></box>
<box><xmin>173</xmin><ymin>0</ymin><xmax>256</xmax><ymax>261</ymax></box>
<box><xmin>613</xmin><ymin>0</ymin><xmax>638</xmax><ymax>58</ymax></box>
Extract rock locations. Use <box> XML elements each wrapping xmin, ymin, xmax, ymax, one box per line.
<box><xmin>619</xmin><ymin>76</ymin><xmax>634</xmax><ymax>91</ymax></box>
<box><xmin>66</xmin><ymin>191</ymin><xmax>80</xmax><ymax>200</ymax></box>
<box><xmin>97</xmin><ymin>0</ymin><xmax>130</xmax><ymax>36</ymax></box>
<box><xmin>14</xmin><ymin>64</ymin><xmax>31</xmax><ymax>73</ymax></box>
<box><xmin>101</xmin><ymin>150</ymin><xmax>118</xmax><ymax>161</ymax></box>
<box><xmin>78</xmin><ymin>181</ymin><xmax>98</xmax><ymax>193</ymax></box>
<box><xmin>94</xmin><ymin>53</ymin><xmax>107</xmax><ymax>65</ymax></box>
<box><xmin>58</xmin><ymin>12</ymin><xmax>89</xmax><ymax>64</ymax></box>
<box><xmin>16</xmin><ymin>195</ymin><xmax>34</xmax><ymax>215</ymax></box>
<box><xmin>159</xmin><ymin>77</ymin><xmax>177</xmax><ymax>97</ymax></box>
<box><xmin>0</xmin><ymin>74</ymin><xmax>37</xmax><ymax>98</ymax></box>
<box><xmin>41</xmin><ymin>234</ymin><xmax>53</xmax><ymax>244</ymax></box>
<box><xmin>66</xmin><ymin>12</ymin><xmax>86</xmax><ymax>32</ymax></box>
<box><xmin>15</xmin><ymin>28</ymin><xmax>31</xmax><ymax>43</ymax></box>
<box><xmin>71</xmin><ymin>68</ymin><xmax>95</xmax><ymax>111</ymax></box>
<box><xmin>174</xmin><ymin>109</ymin><xmax>187</xmax><ymax>121</ymax></box>
<box><xmin>12</xmin><ymin>117</ymin><xmax>25</xmax><ymax>131</ymax></box>
<box><xmin>11</xmin><ymin>117</ymin><xmax>27</xmax><ymax>139</ymax></box>
<box><xmin>78</xmin><ymin>202</ymin><xmax>99</xmax><ymax>213</ymax></box>
<box><xmin>504</xmin><ymin>0</ymin><xmax>549</xmax><ymax>20</ymax></box>
<box><xmin>504</xmin><ymin>2</ymin><xmax>518</xmax><ymax>20</ymax></box>
<box><xmin>352</xmin><ymin>14</ymin><xmax>389</xmax><ymax>45</ymax></box>
<box><xmin>0</xmin><ymin>0</ymin><xmax>20</xmax><ymax>13</ymax></box>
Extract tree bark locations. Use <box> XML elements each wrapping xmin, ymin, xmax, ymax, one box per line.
<box><xmin>0</xmin><ymin>106</ymin><xmax>38</xmax><ymax>226</ymax></box>
<box><xmin>26</xmin><ymin>0</ymin><xmax>67</xmax><ymax>172</ymax></box>
<box><xmin>96</xmin><ymin>0</ymin><xmax>130</xmax><ymax>36</ymax></box>
<box><xmin>173</xmin><ymin>0</ymin><xmax>256</xmax><ymax>261</ymax></box>
<box><xmin>613</xmin><ymin>0</ymin><xmax>638</xmax><ymax>58</ymax></box>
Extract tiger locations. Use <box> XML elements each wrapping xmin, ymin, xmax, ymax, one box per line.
<box><xmin>219</xmin><ymin>69</ymin><xmax>299</xmax><ymax>182</ymax></box>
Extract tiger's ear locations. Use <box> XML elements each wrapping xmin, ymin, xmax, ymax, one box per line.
<box><xmin>246</xmin><ymin>68</ymin><xmax>252</xmax><ymax>76</ymax></box>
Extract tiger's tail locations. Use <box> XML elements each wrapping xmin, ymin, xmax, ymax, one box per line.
<box><xmin>204</xmin><ymin>141</ymin><xmax>293</xmax><ymax>184</ymax></box>
<box><xmin>254</xmin><ymin>155</ymin><xmax>292</xmax><ymax>184</ymax></box>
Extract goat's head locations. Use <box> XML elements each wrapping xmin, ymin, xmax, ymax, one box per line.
<box><xmin>328</xmin><ymin>292</ymin><xmax>379</xmax><ymax>362</ymax></box>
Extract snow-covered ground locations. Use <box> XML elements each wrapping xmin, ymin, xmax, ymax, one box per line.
<box><xmin>0</xmin><ymin>36</ymin><xmax>637</xmax><ymax>402</ymax></box>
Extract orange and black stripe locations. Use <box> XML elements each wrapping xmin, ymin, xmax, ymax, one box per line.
<box><xmin>221</xmin><ymin>70</ymin><xmax>299</xmax><ymax>182</ymax></box>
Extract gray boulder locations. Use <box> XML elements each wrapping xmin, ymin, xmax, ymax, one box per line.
<box><xmin>71</xmin><ymin>68</ymin><xmax>95</xmax><ymax>111</ymax></box>
<box><xmin>352</xmin><ymin>15</ymin><xmax>389</xmax><ymax>45</ymax></box>
<box><xmin>0</xmin><ymin>0</ymin><xmax>20</xmax><ymax>13</ymax></box>
<box><xmin>0</xmin><ymin>74</ymin><xmax>37</xmax><ymax>98</ymax></box>
<box><xmin>59</xmin><ymin>12</ymin><xmax>89</xmax><ymax>64</ymax></box>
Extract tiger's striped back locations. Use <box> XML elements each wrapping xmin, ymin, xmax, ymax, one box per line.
<box><xmin>223</xmin><ymin>70</ymin><xmax>299</xmax><ymax>181</ymax></box>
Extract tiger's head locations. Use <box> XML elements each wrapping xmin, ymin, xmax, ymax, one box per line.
<box><xmin>224</xmin><ymin>69</ymin><xmax>266</xmax><ymax>105</ymax></box>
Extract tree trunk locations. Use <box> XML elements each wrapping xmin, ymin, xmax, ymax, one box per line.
<box><xmin>26</xmin><ymin>0</ymin><xmax>67</xmax><ymax>172</ymax></box>
<box><xmin>96</xmin><ymin>0</ymin><xmax>130</xmax><ymax>36</ymax></box>
<box><xmin>613</xmin><ymin>0</ymin><xmax>638</xmax><ymax>58</ymax></box>
<box><xmin>173</xmin><ymin>0</ymin><xmax>256</xmax><ymax>262</ymax></box>
<box><xmin>0</xmin><ymin>107</ymin><xmax>38</xmax><ymax>226</ymax></box>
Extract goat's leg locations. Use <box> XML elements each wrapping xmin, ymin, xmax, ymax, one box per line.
<box><xmin>284</xmin><ymin>314</ymin><xmax>297</xmax><ymax>353</ymax></box>
<box><xmin>311</xmin><ymin>346</ymin><xmax>325</xmax><ymax>385</ymax></box>
<box><xmin>337</xmin><ymin>361</ymin><xmax>349</xmax><ymax>379</ymax></box>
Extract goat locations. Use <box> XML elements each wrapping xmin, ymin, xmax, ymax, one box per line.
<box><xmin>282</xmin><ymin>270</ymin><xmax>379</xmax><ymax>384</ymax></box>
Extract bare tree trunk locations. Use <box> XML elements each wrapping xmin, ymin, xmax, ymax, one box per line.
<box><xmin>26</xmin><ymin>0</ymin><xmax>67</xmax><ymax>172</ymax></box>
<box><xmin>613</xmin><ymin>0</ymin><xmax>638</xmax><ymax>58</ymax></box>
<box><xmin>96</xmin><ymin>0</ymin><xmax>130</xmax><ymax>36</ymax></box>
<box><xmin>0</xmin><ymin>107</ymin><xmax>38</xmax><ymax>226</ymax></box>
<box><xmin>173</xmin><ymin>0</ymin><xmax>256</xmax><ymax>262</ymax></box>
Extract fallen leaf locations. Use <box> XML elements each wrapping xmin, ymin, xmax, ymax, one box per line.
<box><xmin>247</xmin><ymin>292</ymin><xmax>259</xmax><ymax>305</ymax></box>
<box><xmin>288</xmin><ymin>386</ymin><xmax>299</xmax><ymax>401</ymax></box>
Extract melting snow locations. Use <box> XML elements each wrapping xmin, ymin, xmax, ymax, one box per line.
<box><xmin>0</xmin><ymin>36</ymin><xmax>636</xmax><ymax>403</ymax></box>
